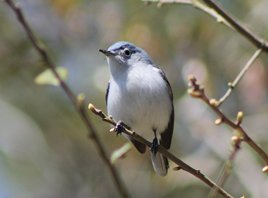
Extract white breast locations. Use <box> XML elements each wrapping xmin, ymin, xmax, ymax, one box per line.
<box><xmin>107</xmin><ymin>63</ymin><xmax>172</xmax><ymax>140</ymax></box>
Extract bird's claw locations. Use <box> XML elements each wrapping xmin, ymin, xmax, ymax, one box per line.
<box><xmin>151</xmin><ymin>137</ymin><xmax>159</xmax><ymax>155</ymax></box>
<box><xmin>114</xmin><ymin>121</ymin><xmax>124</xmax><ymax>135</ymax></box>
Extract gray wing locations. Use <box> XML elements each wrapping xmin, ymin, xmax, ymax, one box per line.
<box><xmin>158</xmin><ymin>69</ymin><xmax>174</xmax><ymax>149</ymax></box>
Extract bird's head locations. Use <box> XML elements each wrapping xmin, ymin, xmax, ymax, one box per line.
<box><xmin>99</xmin><ymin>41</ymin><xmax>153</xmax><ymax>75</ymax></box>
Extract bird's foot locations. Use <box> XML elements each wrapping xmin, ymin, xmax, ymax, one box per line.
<box><xmin>114</xmin><ymin>120</ymin><xmax>125</xmax><ymax>135</ymax></box>
<box><xmin>151</xmin><ymin>137</ymin><xmax>159</xmax><ymax>155</ymax></box>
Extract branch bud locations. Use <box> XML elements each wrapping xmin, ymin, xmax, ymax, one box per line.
<box><xmin>88</xmin><ymin>103</ymin><xmax>95</xmax><ymax>111</ymax></box>
<box><xmin>231</xmin><ymin>136</ymin><xmax>242</xmax><ymax>148</ymax></box>
<box><xmin>262</xmin><ymin>165</ymin><xmax>268</xmax><ymax>173</ymax></box>
<box><xmin>188</xmin><ymin>88</ymin><xmax>202</xmax><ymax>98</ymax></box>
<box><xmin>77</xmin><ymin>93</ymin><xmax>85</xmax><ymax>106</ymax></box>
<box><xmin>215</xmin><ymin>117</ymin><xmax>223</xmax><ymax>125</ymax></box>
<box><xmin>157</xmin><ymin>2</ymin><xmax>163</xmax><ymax>8</ymax></box>
<box><xmin>188</xmin><ymin>74</ymin><xmax>196</xmax><ymax>83</ymax></box>
<box><xmin>236</xmin><ymin>111</ymin><xmax>244</xmax><ymax>125</ymax></box>
<box><xmin>209</xmin><ymin>98</ymin><xmax>219</xmax><ymax>107</ymax></box>
<box><xmin>110</xmin><ymin>127</ymin><xmax>116</xmax><ymax>133</ymax></box>
<box><xmin>173</xmin><ymin>166</ymin><xmax>182</xmax><ymax>171</ymax></box>
<box><xmin>228</xmin><ymin>82</ymin><xmax>234</xmax><ymax>89</ymax></box>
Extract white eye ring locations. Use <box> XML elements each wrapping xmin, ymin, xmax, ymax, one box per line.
<box><xmin>123</xmin><ymin>48</ymin><xmax>131</xmax><ymax>56</ymax></box>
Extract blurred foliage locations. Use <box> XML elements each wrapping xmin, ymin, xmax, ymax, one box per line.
<box><xmin>0</xmin><ymin>0</ymin><xmax>268</xmax><ymax>197</ymax></box>
<box><xmin>34</xmin><ymin>67</ymin><xmax>68</xmax><ymax>86</ymax></box>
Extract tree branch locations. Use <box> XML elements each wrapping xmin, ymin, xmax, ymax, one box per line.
<box><xmin>4</xmin><ymin>0</ymin><xmax>129</xmax><ymax>197</ymax></box>
<box><xmin>188</xmin><ymin>76</ymin><xmax>268</xmax><ymax>170</ymax></box>
<box><xmin>202</xmin><ymin>0</ymin><xmax>268</xmax><ymax>52</ymax></box>
<box><xmin>217</xmin><ymin>49</ymin><xmax>262</xmax><ymax>106</ymax></box>
<box><xmin>209</xmin><ymin>131</ymin><xmax>242</xmax><ymax>198</ymax></box>
<box><xmin>143</xmin><ymin>0</ymin><xmax>232</xmax><ymax>28</ymax></box>
<box><xmin>88</xmin><ymin>104</ymin><xmax>234</xmax><ymax>198</ymax></box>
<box><xmin>143</xmin><ymin>0</ymin><xmax>268</xmax><ymax>52</ymax></box>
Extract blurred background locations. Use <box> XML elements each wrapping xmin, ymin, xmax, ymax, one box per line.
<box><xmin>0</xmin><ymin>0</ymin><xmax>268</xmax><ymax>197</ymax></box>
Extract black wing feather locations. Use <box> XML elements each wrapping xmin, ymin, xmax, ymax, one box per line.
<box><xmin>158</xmin><ymin>70</ymin><xmax>174</xmax><ymax>149</ymax></box>
<box><xmin>160</xmin><ymin>107</ymin><xmax>174</xmax><ymax>149</ymax></box>
<box><xmin>105</xmin><ymin>81</ymin><xmax>110</xmax><ymax>105</ymax></box>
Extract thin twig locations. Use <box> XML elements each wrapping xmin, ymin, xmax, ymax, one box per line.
<box><xmin>4</xmin><ymin>0</ymin><xmax>129</xmax><ymax>197</ymax></box>
<box><xmin>143</xmin><ymin>0</ymin><xmax>232</xmax><ymax>28</ymax></box>
<box><xmin>188</xmin><ymin>76</ymin><xmax>268</xmax><ymax>170</ymax></box>
<box><xmin>202</xmin><ymin>0</ymin><xmax>268</xmax><ymax>52</ymax></box>
<box><xmin>143</xmin><ymin>0</ymin><xmax>268</xmax><ymax>52</ymax></box>
<box><xmin>144</xmin><ymin>0</ymin><xmax>192</xmax><ymax>6</ymax></box>
<box><xmin>209</xmin><ymin>129</ymin><xmax>243</xmax><ymax>198</ymax></box>
<box><xmin>88</xmin><ymin>104</ymin><xmax>234</xmax><ymax>198</ymax></box>
<box><xmin>217</xmin><ymin>49</ymin><xmax>262</xmax><ymax>106</ymax></box>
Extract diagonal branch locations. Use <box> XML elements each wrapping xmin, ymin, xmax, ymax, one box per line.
<box><xmin>4</xmin><ymin>0</ymin><xmax>129</xmax><ymax>197</ymax></box>
<box><xmin>209</xmin><ymin>126</ymin><xmax>243</xmax><ymax>198</ymax></box>
<box><xmin>144</xmin><ymin>0</ymin><xmax>268</xmax><ymax>174</ymax></box>
<box><xmin>143</xmin><ymin>0</ymin><xmax>268</xmax><ymax>53</ymax></box>
<box><xmin>88</xmin><ymin>104</ymin><xmax>234</xmax><ymax>198</ymax></box>
<box><xmin>143</xmin><ymin>0</ymin><xmax>232</xmax><ymax>28</ymax></box>
<box><xmin>188</xmin><ymin>75</ymin><xmax>268</xmax><ymax>170</ymax></box>
<box><xmin>217</xmin><ymin>49</ymin><xmax>262</xmax><ymax>106</ymax></box>
<box><xmin>202</xmin><ymin>0</ymin><xmax>268</xmax><ymax>52</ymax></box>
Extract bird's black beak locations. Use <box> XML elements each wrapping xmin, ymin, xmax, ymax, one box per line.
<box><xmin>99</xmin><ymin>49</ymin><xmax>116</xmax><ymax>57</ymax></box>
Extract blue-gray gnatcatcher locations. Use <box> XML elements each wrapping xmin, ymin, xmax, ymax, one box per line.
<box><xmin>99</xmin><ymin>41</ymin><xmax>174</xmax><ymax>176</ymax></box>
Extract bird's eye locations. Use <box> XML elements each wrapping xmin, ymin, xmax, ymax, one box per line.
<box><xmin>123</xmin><ymin>49</ymin><xmax>131</xmax><ymax>56</ymax></box>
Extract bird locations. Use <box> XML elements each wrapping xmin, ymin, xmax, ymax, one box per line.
<box><xmin>99</xmin><ymin>41</ymin><xmax>174</xmax><ymax>176</ymax></box>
